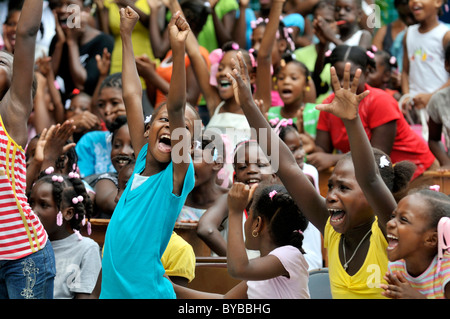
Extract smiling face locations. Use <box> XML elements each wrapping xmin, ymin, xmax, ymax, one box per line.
<box><xmin>216</xmin><ymin>50</ymin><xmax>238</xmax><ymax>100</ymax></box>
<box><xmin>3</xmin><ymin>10</ymin><xmax>20</xmax><ymax>51</ymax></box>
<box><xmin>276</xmin><ymin>62</ymin><xmax>307</xmax><ymax>106</ymax></box>
<box><xmin>145</xmin><ymin>104</ymin><xmax>198</xmax><ymax>165</ymax></box>
<box><xmin>234</xmin><ymin>142</ymin><xmax>276</xmax><ymax>187</ymax></box>
<box><xmin>111</xmin><ymin>124</ymin><xmax>134</xmax><ymax>173</ymax></box>
<box><xmin>386</xmin><ymin>193</ymin><xmax>435</xmax><ymax>262</ymax></box>
<box><xmin>408</xmin><ymin>0</ymin><xmax>442</xmax><ymax>22</ymax></box>
<box><xmin>326</xmin><ymin>157</ymin><xmax>373</xmax><ymax>233</ymax></box>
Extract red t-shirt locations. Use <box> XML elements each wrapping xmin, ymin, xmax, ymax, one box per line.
<box><xmin>317</xmin><ymin>84</ymin><xmax>435</xmax><ymax>178</ymax></box>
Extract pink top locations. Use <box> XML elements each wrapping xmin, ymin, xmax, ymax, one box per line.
<box><xmin>246</xmin><ymin>245</ymin><xmax>310</xmax><ymax>299</ymax></box>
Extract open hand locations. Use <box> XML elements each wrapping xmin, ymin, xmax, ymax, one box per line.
<box><xmin>119</xmin><ymin>6</ymin><xmax>139</xmax><ymax>35</ymax></box>
<box><xmin>315</xmin><ymin>62</ymin><xmax>369</xmax><ymax>121</ymax></box>
<box><xmin>226</xmin><ymin>51</ymin><xmax>254</xmax><ymax>107</ymax></box>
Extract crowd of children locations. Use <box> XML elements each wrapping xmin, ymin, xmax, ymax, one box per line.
<box><xmin>0</xmin><ymin>0</ymin><xmax>449</xmax><ymax>300</ymax></box>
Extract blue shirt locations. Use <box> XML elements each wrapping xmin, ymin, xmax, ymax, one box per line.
<box><xmin>100</xmin><ymin>144</ymin><xmax>195</xmax><ymax>298</ymax></box>
<box><xmin>75</xmin><ymin>131</ymin><xmax>115</xmax><ymax>177</ymax></box>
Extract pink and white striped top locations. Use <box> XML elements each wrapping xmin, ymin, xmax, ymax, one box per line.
<box><xmin>0</xmin><ymin>116</ymin><xmax>47</xmax><ymax>260</ymax></box>
<box><xmin>388</xmin><ymin>251</ymin><xmax>450</xmax><ymax>299</ymax></box>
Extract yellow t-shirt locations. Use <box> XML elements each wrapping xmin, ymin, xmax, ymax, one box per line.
<box><xmin>161</xmin><ymin>232</ymin><xmax>196</xmax><ymax>282</ymax></box>
<box><xmin>324</xmin><ymin>216</ymin><xmax>389</xmax><ymax>299</ymax></box>
<box><xmin>104</xmin><ymin>0</ymin><xmax>158</xmax><ymax>88</ymax></box>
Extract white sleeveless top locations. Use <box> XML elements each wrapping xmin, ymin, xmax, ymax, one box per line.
<box><xmin>406</xmin><ymin>23</ymin><xmax>450</xmax><ymax>97</ymax></box>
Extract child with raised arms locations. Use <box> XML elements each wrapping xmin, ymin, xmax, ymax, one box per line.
<box><xmin>100</xmin><ymin>7</ymin><xmax>199</xmax><ymax>299</ymax></box>
<box><xmin>226</xmin><ymin>51</ymin><xmax>415</xmax><ymax>298</ymax></box>
<box><xmin>172</xmin><ymin>182</ymin><xmax>311</xmax><ymax>299</ymax></box>
<box><xmin>316</xmin><ymin>62</ymin><xmax>450</xmax><ymax>299</ymax></box>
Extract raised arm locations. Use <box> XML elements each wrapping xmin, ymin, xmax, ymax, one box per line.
<box><xmin>227</xmin><ymin>52</ymin><xmax>329</xmax><ymax>234</ymax></box>
<box><xmin>1</xmin><ymin>0</ymin><xmax>43</xmax><ymax>148</ymax></box>
<box><xmin>315</xmin><ymin>63</ymin><xmax>397</xmax><ymax>233</ymax></box>
<box><xmin>167</xmin><ymin>11</ymin><xmax>192</xmax><ymax>195</ymax></box>
<box><xmin>254</xmin><ymin>0</ymin><xmax>284</xmax><ymax>113</ymax></box>
<box><xmin>120</xmin><ymin>7</ymin><xmax>147</xmax><ymax>155</ymax></box>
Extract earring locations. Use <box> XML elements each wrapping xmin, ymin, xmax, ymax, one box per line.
<box><xmin>305</xmin><ymin>86</ymin><xmax>310</xmax><ymax>92</ymax></box>
<box><xmin>252</xmin><ymin>229</ymin><xmax>259</xmax><ymax>238</ymax></box>
<box><xmin>56</xmin><ymin>211</ymin><xmax>63</xmax><ymax>226</ymax></box>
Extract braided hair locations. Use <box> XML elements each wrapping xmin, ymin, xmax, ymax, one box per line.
<box><xmin>36</xmin><ymin>172</ymin><xmax>94</xmax><ymax>235</ymax></box>
<box><xmin>250</xmin><ymin>182</ymin><xmax>309</xmax><ymax>253</ymax></box>
<box><xmin>325</xmin><ymin>44</ymin><xmax>377</xmax><ymax>73</ymax></box>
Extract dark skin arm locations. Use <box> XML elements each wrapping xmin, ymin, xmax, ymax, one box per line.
<box><xmin>315</xmin><ymin>62</ymin><xmax>396</xmax><ymax>234</ymax></box>
<box><xmin>226</xmin><ymin>52</ymin><xmax>329</xmax><ymax>234</ymax></box>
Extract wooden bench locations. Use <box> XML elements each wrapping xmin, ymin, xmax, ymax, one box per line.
<box><xmin>80</xmin><ymin>218</ymin><xmax>109</xmax><ymax>248</ymax></box>
<box><xmin>187</xmin><ymin>257</ymin><xmax>241</xmax><ymax>294</ymax></box>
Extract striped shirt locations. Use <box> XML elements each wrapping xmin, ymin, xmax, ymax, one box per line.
<box><xmin>388</xmin><ymin>252</ymin><xmax>450</xmax><ymax>299</ymax></box>
<box><xmin>0</xmin><ymin>116</ymin><xmax>47</xmax><ymax>260</ymax></box>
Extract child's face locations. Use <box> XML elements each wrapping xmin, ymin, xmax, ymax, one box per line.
<box><xmin>409</xmin><ymin>0</ymin><xmax>442</xmax><ymax>22</ymax></box>
<box><xmin>282</xmin><ymin>130</ymin><xmax>305</xmax><ymax>169</ymax></box>
<box><xmin>386</xmin><ymin>193</ymin><xmax>434</xmax><ymax>262</ymax></box>
<box><xmin>326</xmin><ymin>158</ymin><xmax>373</xmax><ymax>234</ymax></box>
<box><xmin>29</xmin><ymin>182</ymin><xmax>59</xmax><ymax>236</ymax></box>
<box><xmin>234</xmin><ymin>143</ymin><xmax>275</xmax><ymax>187</ymax></box>
<box><xmin>66</xmin><ymin>94</ymin><xmax>92</xmax><ymax>119</ymax></box>
<box><xmin>97</xmin><ymin>87</ymin><xmax>125</xmax><ymax>130</ymax></box>
<box><xmin>333</xmin><ymin>61</ymin><xmax>367</xmax><ymax>94</ymax></box>
<box><xmin>216</xmin><ymin>51</ymin><xmax>239</xmax><ymax>100</ymax></box>
<box><xmin>276</xmin><ymin>62</ymin><xmax>307</xmax><ymax>105</ymax></box>
<box><xmin>366</xmin><ymin>55</ymin><xmax>389</xmax><ymax>88</ymax></box>
<box><xmin>192</xmin><ymin>145</ymin><xmax>218</xmax><ymax>187</ymax></box>
<box><xmin>334</xmin><ymin>0</ymin><xmax>360</xmax><ymax>27</ymax></box>
<box><xmin>4</xmin><ymin>10</ymin><xmax>20</xmax><ymax>50</ymax></box>
<box><xmin>111</xmin><ymin>124</ymin><xmax>134</xmax><ymax>173</ymax></box>
<box><xmin>146</xmin><ymin>105</ymin><xmax>197</xmax><ymax>164</ymax></box>
<box><xmin>50</xmin><ymin>0</ymin><xmax>84</xmax><ymax>25</ymax></box>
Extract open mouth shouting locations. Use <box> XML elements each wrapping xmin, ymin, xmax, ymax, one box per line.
<box><xmin>329</xmin><ymin>208</ymin><xmax>346</xmax><ymax>227</ymax></box>
<box><xmin>158</xmin><ymin>134</ymin><xmax>172</xmax><ymax>153</ymax></box>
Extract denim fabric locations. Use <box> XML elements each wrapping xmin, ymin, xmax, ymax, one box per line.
<box><xmin>0</xmin><ymin>242</ymin><xmax>56</xmax><ymax>299</ymax></box>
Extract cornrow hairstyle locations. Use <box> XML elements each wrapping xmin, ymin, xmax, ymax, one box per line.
<box><xmin>343</xmin><ymin>148</ymin><xmax>416</xmax><ymax>201</ymax></box>
<box><xmin>408</xmin><ymin>188</ymin><xmax>450</xmax><ymax>230</ymax></box>
<box><xmin>251</xmin><ymin>181</ymin><xmax>309</xmax><ymax>253</ymax></box>
<box><xmin>325</xmin><ymin>44</ymin><xmax>376</xmax><ymax>72</ymax></box>
<box><xmin>99</xmin><ymin>72</ymin><xmax>122</xmax><ymax>92</ymax></box>
<box><xmin>35</xmin><ymin>173</ymin><xmax>94</xmax><ymax>232</ymax></box>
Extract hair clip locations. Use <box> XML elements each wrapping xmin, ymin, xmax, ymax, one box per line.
<box><xmin>248</xmin><ymin>48</ymin><xmax>257</xmax><ymax>68</ymax></box>
<box><xmin>274</xmin><ymin>118</ymin><xmax>293</xmax><ymax>135</ymax></box>
<box><xmin>389</xmin><ymin>56</ymin><xmax>397</xmax><ymax>65</ymax></box>
<box><xmin>293</xmin><ymin>229</ymin><xmax>303</xmax><ymax>235</ymax></box>
<box><xmin>269</xmin><ymin>190</ymin><xmax>277</xmax><ymax>200</ymax></box>
<box><xmin>87</xmin><ymin>221</ymin><xmax>92</xmax><ymax>236</ymax></box>
<box><xmin>430</xmin><ymin>185</ymin><xmax>441</xmax><ymax>192</ymax></box>
<box><xmin>73</xmin><ymin>229</ymin><xmax>83</xmax><ymax>241</ymax></box>
<box><xmin>57</xmin><ymin>211</ymin><xmax>63</xmax><ymax>226</ymax></box>
<box><xmin>144</xmin><ymin>115</ymin><xmax>152</xmax><ymax>125</ymax></box>
<box><xmin>324</xmin><ymin>49</ymin><xmax>332</xmax><ymax>57</ymax></box>
<box><xmin>52</xmin><ymin>175</ymin><xmax>64</xmax><ymax>183</ymax></box>
<box><xmin>72</xmin><ymin>88</ymin><xmax>80</xmax><ymax>95</ymax></box>
<box><xmin>371</xmin><ymin>45</ymin><xmax>378</xmax><ymax>53</ymax></box>
<box><xmin>72</xmin><ymin>195</ymin><xmax>84</xmax><ymax>204</ymax></box>
<box><xmin>45</xmin><ymin>166</ymin><xmax>54</xmax><ymax>175</ymax></box>
<box><xmin>379</xmin><ymin>155</ymin><xmax>390</xmax><ymax>168</ymax></box>
<box><xmin>231</xmin><ymin>42</ymin><xmax>239</xmax><ymax>50</ymax></box>
<box><xmin>68</xmin><ymin>172</ymin><xmax>80</xmax><ymax>179</ymax></box>
<box><xmin>366</xmin><ymin>51</ymin><xmax>375</xmax><ymax>59</ymax></box>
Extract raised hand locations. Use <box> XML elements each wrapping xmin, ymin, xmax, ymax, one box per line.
<box><xmin>315</xmin><ymin>62</ymin><xmax>370</xmax><ymax>121</ymax></box>
<box><xmin>227</xmin><ymin>182</ymin><xmax>258</xmax><ymax>215</ymax></box>
<box><xmin>119</xmin><ymin>6</ymin><xmax>139</xmax><ymax>35</ymax></box>
<box><xmin>226</xmin><ymin>51</ymin><xmax>253</xmax><ymax>107</ymax></box>
<box><xmin>168</xmin><ymin>11</ymin><xmax>190</xmax><ymax>45</ymax></box>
